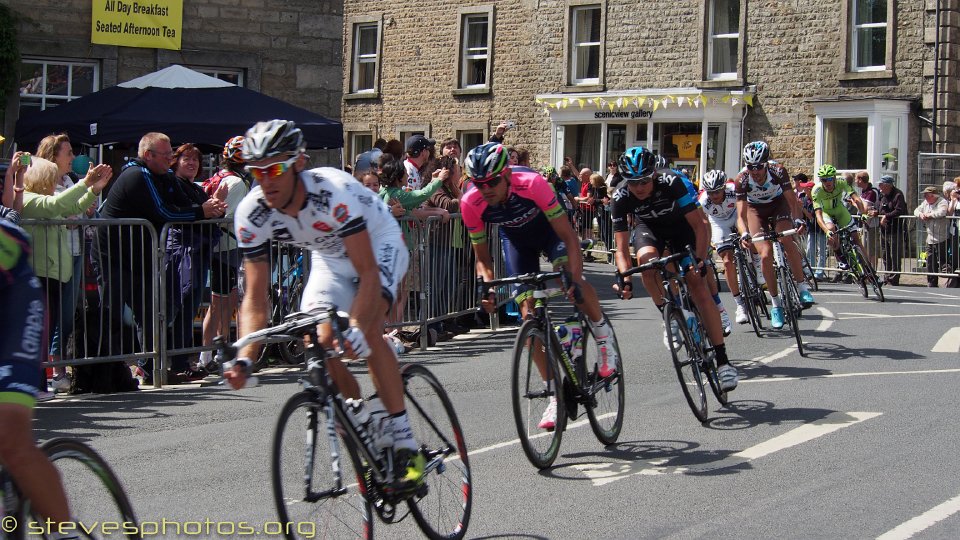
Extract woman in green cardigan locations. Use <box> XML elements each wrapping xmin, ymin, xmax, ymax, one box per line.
<box><xmin>21</xmin><ymin>156</ymin><xmax>112</xmax><ymax>387</ymax></box>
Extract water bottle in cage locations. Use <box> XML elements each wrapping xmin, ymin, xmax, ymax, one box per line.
<box><xmin>555</xmin><ymin>323</ymin><xmax>573</xmax><ymax>361</ymax></box>
<box><xmin>566</xmin><ymin>316</ymin><xmax>584</xmax><ymax>363</ymax></box>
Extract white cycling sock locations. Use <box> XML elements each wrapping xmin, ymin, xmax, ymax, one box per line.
<box><xmin>733</xmin><ymin>294</ymin><xmax>745</xmax><ymax>307</ymax></box>
<box><xmin>771</xmin><ymin>295</ymin><xmax>783</xmax><ymax>308</ymax></box>
<box><xmin>199</xmin><ymin>350</ymin><xmax>212</xmax><ymax>365</ymax></box>
<box><xmin>587</xmin><ymin>317</ymin><xmax>610</xmax><ymax>340</ymax></box>
<box><xmin>798</xmin><ymin>281</ymin><xmax>810</xmax><ymax>292</ymax></box>
<box><xmin>387</xmin><ymin>412</ymin><xmax>418</xmax><ymax>451</ymax></box>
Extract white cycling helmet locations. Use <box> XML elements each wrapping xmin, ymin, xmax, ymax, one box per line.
<box><xmin>242</xmin><ymin>119</ymin><xmax>306</xmax><ymax>161</ymax></box>
<box><xmin>701</xmin><ymin>169</ymin><xmax>728</xmax><ymax>192</ymax></box>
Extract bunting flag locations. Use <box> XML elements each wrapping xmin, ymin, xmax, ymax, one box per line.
<box><xmin>533</xmin><ymin>92</ymin><xmax>753</xmax><ymax>113</ymax></box>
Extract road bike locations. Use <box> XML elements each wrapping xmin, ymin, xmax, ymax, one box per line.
<box><xmin>0</xmin><ymin>439</ymin><xmax>138</xmax><ymax>540</ymax></box>
<box><xmin>751</xmin><ymin>227</ymin><xmax>805</xmax><ymax>356</ymax></box>
<box><xmin>620</xmin><ymin>247</ymin><xmax>727</xmax><ymax>423</ymax></box>
<box><xmin>726</xmin><ymin>232</ymin><xmax>769</xmax><ymax>338</ymax></box>
<box><xmin>482</xmin><ymin>271</ymin><xmax>625</xmax><ymax>469</ymax></box>
<box><xmin>835</xmin><ymin>221</ymin><xmax>884</xmax><ymax>302</ymax></box>
<box><xmin>217</xmin><ymin>308</ymin><xmax>471</xmax><ymax>540</ymax></box>
<box><xmin>795</xmin><ymin>235</ymin><xmax>820</xmax><ymax>292</ymax></box>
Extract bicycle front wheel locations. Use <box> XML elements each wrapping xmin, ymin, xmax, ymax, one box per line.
<box><xmin>778</xmin><ymin>266</ymin><xmax>804</xmax><ymax>356</ymax></box>
<box><xmin>511</xmin><ymin>319</ymin><xmax>566</xmax><ymax>469</ymax></box>
<box><xmin>665</xmin><ymin>303</ymin><xmax>708</xmax><ymax>422</ymax></box>
<box><xmin>402</xmin><ymin>364</ymin><xmax>472</xmax><ymax>540</ymax></box>
<box><xmin>582</xmin><ymin>315</ymin><xmax>625</xmax><ymax>445</ymax></box>
<box><xmin>273</xmin><ymin>391</ymin><xmax>373</xmax><ymax>540</ymax></box>
<box><xmin>34</xmin><ymin>439</ymin><xmax>139</xmax><ymax>540</ymax></box>
<box><xmin>738</xmin><ymin>258</ymin><xmax>764</xmax><ymax>337</ymax></box>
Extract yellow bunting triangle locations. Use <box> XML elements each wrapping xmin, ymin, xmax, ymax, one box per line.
<box><xmin>743</xmin><ymin>95</ymin><xmax>754</xmax><ymax>107</ymax></box>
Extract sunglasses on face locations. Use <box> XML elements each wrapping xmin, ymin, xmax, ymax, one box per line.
<box><xmin>821</xmin><ymin>177</ymin><xmax>836</xmax><ymax>182</ymax></box>
<box><xmin>626</xmin><ymin>175</ymin><xmax>654</xmax><ymax>186</ymax></box>
<box><xmin>246</xmin><ymin>155</ymin><xmax>298</xmax><ymax>181</ymax></box>
<box><xmin>746</xmin><ymin>163</ymin><xmax>766</xmax><ymax>171</ymax></box>
<box><xmin>473</xmin><ymin>174</ymin><xmax>503</xmax><ymax>189</ymax></box>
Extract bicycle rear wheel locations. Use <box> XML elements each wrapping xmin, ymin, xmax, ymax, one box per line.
<box><xmin>278</xmin><ymin>281</ymin><xmax>306</xmax><ymax>364</ymax></box>
<box><xmin>581</xmin><ymin>315</ymin><xmax>625</xmax><ymax>445</ymax></box>
<box><xmin>778</xmin><ymin>266</ymin><xmax>804</xmax><ymax>356</ymax></box>
<box><xmin>665</xmin><ymin>303</ymin><xmax>708</xmax><ymax>422</ymax></box>
<box><xmin>33</xmin><ymin>439</ymin><xmax>139</xmax><ymax>540</ymax></box>
<box><xmin>511</xmin><ymin>319</ymin><xmax>566</xmax><ymax>469</ymax></box>
<box><xmin>402</xmin><ymin>364</ymin><xmax>472</xmax><ymax>540</ymax></box>
<box><xmin>273</xmin><ymin>391</ymin><xmax>373</xmax><ymax>540</ymax></box>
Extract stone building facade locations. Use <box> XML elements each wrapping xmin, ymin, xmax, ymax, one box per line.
<box><xmin>341</xmin><ymin>0</ymin><xmax>960</xmax><ymax>195</ymax></box>
<box><xmin>2</xmin><ymin>0</ymin><xmax>343</xmax><ymax>163</ymax></box>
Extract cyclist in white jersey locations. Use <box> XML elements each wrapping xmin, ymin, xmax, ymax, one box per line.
<box><xmin>698</xmin><ymin>170</ymin><xmax>748</xmax><ymax>325</ymax></box>
<box><xmin>227</xmin><ymin>120</ymin><xmax>424</xmax><ymax>491</ymax></box>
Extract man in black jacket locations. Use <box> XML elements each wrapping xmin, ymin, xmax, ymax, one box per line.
<box><xmin>876</xmin><ymin>175</ymin><xmax>907</xmax><ymax>286</ymax></box>
<box><xmin>95</xmin><ymin>133</ymin><xmax>226</xmax><ymax>388</ymax></box>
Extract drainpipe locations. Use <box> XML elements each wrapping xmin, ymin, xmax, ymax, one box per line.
<box><xmin>933</xmin><ymin>0</ymin><xmax>941</xmax><ymax>151</ymax></box>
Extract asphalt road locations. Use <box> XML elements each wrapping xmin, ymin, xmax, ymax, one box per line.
<box><xmin>32</xmin><ymin>263</ymin><xmax>960</xmax><ymax>539</ymax></box>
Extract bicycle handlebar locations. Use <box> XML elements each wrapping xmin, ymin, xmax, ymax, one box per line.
<box><xmin>478</xmin><ymin>270</ymin><xmax>582</xmax><ymax>304</ymax></box>
<box><xmin>619</xmin><ymin>245</ymin><xmax>697</xmax><ymax>279</ymax></box>
<box><xmin>751</xmin><ymin>228</ymin><xmax>800</xmax><ymax>242</ymax></box>
<box><xmin>215</xmin><ymin>307</ymin><xmax>351</xmax><ymax>362</ymax></box>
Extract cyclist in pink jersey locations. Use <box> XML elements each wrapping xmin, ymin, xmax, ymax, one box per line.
<box><xmin>461</xmin><ymin>143</ymin><xmax>621</xmax><ymax>430</ymax></box>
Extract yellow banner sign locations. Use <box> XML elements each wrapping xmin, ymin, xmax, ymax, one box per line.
<box><xmin>91</xmin><ymin>0</ymin><xmax>183</xmax><ymax>51</ymax></box>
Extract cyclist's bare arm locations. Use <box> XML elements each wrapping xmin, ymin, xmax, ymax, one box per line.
<box><xmin>686</xmin><ymin>209</ymin><xmax>711</xmax><ymax>263</ymax></box>
<box><xmin>613</xmin><ymin>230</ymin><xmax>634</xmax><ymax>299</ymax></box>
<box><xmin>472</xmin><ymin>241</ymin><xmax>497</xmax><ymax>313</ymax></box>
<box><xmin>237</xmin><ymin>254</ymin><xmax>270</xmax><ymax>361</ymax></box>
<box><xmin>547</xmin><ymin>213</ymin><xmax>584</xmax><ymax>278</ymax></box>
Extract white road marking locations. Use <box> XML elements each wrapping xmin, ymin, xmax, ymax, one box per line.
<box><xmin>572</xmin><ymin>411</ymin><xmax>880</xmax><ymax>486</ymax></box>
<box><xmin>468</xmin><ymin>414</ymin><xmax>614</xmax><ymax>456</ymax></box>
<box><xmin>753</xmin><ymin>347</ymin><xmax>795</xmax><ymax>365</ymax></box>
<box><xmin>932</xmin><ymin>327</ymin><xmax>960</xmax><ymax>353</ymax></box>
<box><xmin>838</xmin><ymin>313</ymin><xmax>960</xmax><ymax>320</ymax></box>
<box><xmin>876</xmin><ymin>492</ymin><xmax>960</xmax><ymax>540</ymax></box>
<box><xmin>815</xmin><ymin>306</ymin><xmax>834</xmax><ymax>332</ymax></box>
<box><xmin>739</xmin><ymin>368</ymin><xmax>960</xmax><ymax>384</ymax></box>
<box><xmin>733</xmin><ymin>411</ymin><xmax>881</xmax><ymax>460</ymax></box>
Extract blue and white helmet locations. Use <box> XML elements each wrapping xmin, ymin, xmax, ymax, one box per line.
<box><xmin>618</xmin><ymin>146</ymin><xmax>657</xmax><ymax>179</ymax></box>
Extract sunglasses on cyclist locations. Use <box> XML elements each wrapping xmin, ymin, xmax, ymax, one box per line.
<box><xmin>746</xmin><ymin>163</ymin><xmax>767</xmax><ymax>171</ymax></box>
<box><xmin>473</xmin><ymin>174</ymin><xmax>503</xmax><ymax>189</ymax></box>
<box><xmin>820</xmin><ymin>176</ymin><xmax>836</xmax><ymax>182</ymax></box>
<box><xmin>625</xmin><ymin>175</ymin><xmax>655</xmax><ymax>186</ymax></box>
<box><xmin>246</xmin><ymin>155</ymin><xmax>298</xmax><ymax>181</ymax></box>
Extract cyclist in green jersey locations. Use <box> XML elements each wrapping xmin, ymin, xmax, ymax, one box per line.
<box><xmin>811</xmin><ymin>164</ymin><xmax>867</xmax><ymax>273</ymax></box>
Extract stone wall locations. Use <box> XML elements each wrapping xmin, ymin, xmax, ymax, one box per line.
<box><xmin>342</xmin><ymin>0</ymin><xmax>957</xmax><ymax>181</ymax></box>
<box><xmin>3</xmin><ymin>0</ymin><xmax>343</xmax><ymax>162</ymax></box>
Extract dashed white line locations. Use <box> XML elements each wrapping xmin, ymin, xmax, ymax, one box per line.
<box><xmin>815</xmin><ymin>306</ymin><xmax>835</xmax><ymax>332</ymax></box>
<box><xmin>740</xmin><ymin>368</ymin><xmax>960</xmax><ymax>383</ymax></box>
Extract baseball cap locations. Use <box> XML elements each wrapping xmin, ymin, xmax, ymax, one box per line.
<box><xmin>879</xmin><ymin>175</ymin><xmax>895</xmax><ymax>185</ymax></box>
<box><xmin>405</xmin><ymin>134</ymin><xmax>436</xmax><ymax>154</ymax></box>
<box><xmin>354</xmin><ymin>148</ymin><xmax>383</xmax><ymax>175</ymax></box>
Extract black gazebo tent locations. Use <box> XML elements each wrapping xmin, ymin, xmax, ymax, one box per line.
<box><xmin>15</xmin><ymin>66</ymin><xmax>342</xmax><ymax>149</ymax></box>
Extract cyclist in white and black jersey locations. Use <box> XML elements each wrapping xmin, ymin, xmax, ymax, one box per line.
<box><xmin>735</xmin><ymin>141</ymin><xmax>815</xmax><ymax>330</ymax></box>
<box><xmin>698</xmin><ymin>170</ymin><xmax>749</xmax><ymax>326</ymax></box>
<box><xmin>228</xmin><ymin>120</ymin><xmax>425</xmax><ymax>491</ymax></box>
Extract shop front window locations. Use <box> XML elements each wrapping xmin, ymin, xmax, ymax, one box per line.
<box><xmin>824</xmin><ymin>118</ymin><xmax>868</xmax><ymax>171</ymax></box>
<box><xmin>707</xmin><ymin>123</ymin><xmax>727</xmax><ymax>172</ymax></box>
<box><xmin>563</xmin><ymin>124</ymin><xmax>601</xmax><ymax>170</ymax></box>
<box><xmin>605</xmin><ymin>124</ymin><xmax>626</xmax><ymax>169</ymax></box>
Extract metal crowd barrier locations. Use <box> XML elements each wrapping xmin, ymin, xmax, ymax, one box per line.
<box><xmin>574</xmin><ymin>204</ymin><xmax>617</xmax><ymax>262</ymax></box>
<box><xmin>796</xmin><ymin>215</ymin><xmax>960</xmax><ymax>283</ymax></box>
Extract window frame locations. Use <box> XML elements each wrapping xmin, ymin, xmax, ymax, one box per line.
<box><xmin>706</xmin><ymin>0</ymin><xmax>740</xmax><ymax>80</ymax></box>
<box><xmin>190</xmin><ymin>66</ymin><xmax>245</xmax><ymax>86</ymax></box>
<box><xmin>562</xmin><ymin>0</ymin><xmax>606</xmax><ymax>92</ymax></box>
<box><xmin>454</xmin><ymin>6</ymin><xmax>494</xmax><ymax>95</ymax></box>
<box><xmin>18</xmin><ymin>57</ymin><xmax>101</xmax><ymax>113</ymax></box>
<box><xmin>697</xmin><ymin>0</ymin><xmax>745</xmax><ymax>88</ymax></box>
<box><xmin>840</xmin><ymin>0</ymin><xmax>896</xmax><ymax>80</ymax></box>
<box><xmin>346</xmin><ymin>16</ymin><xmax>383</xmax><ymax>98</ymax></box>
<box><xmin>813</xmin><ymin>99</ymin><xmax>910</xmax><ymax>192</ymax></box>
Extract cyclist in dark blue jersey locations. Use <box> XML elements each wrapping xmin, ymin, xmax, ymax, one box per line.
<box><xmin>612</xmin><ymin>146</ymin><xmax>738</xmax><ymax>391</ymax></box>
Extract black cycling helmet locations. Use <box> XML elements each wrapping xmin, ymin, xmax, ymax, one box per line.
<box><xmin>701</xmin><ymin>169</ymin><xmax>728</xmax><ymax>192</ymax></box>
<box><xmin>242</xmin><ymin>119</ymin><xmax>306</xmax><ymax>161</ymax></box>
<box><xmin>618</xmin><ymin>146</ymin><xmax>657</xmax><ymax>179</ymax></box>
<box><xmin>465</xmin><ymin>142</ymin><xmax>509</xmax><ymax>181</ymax></box>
